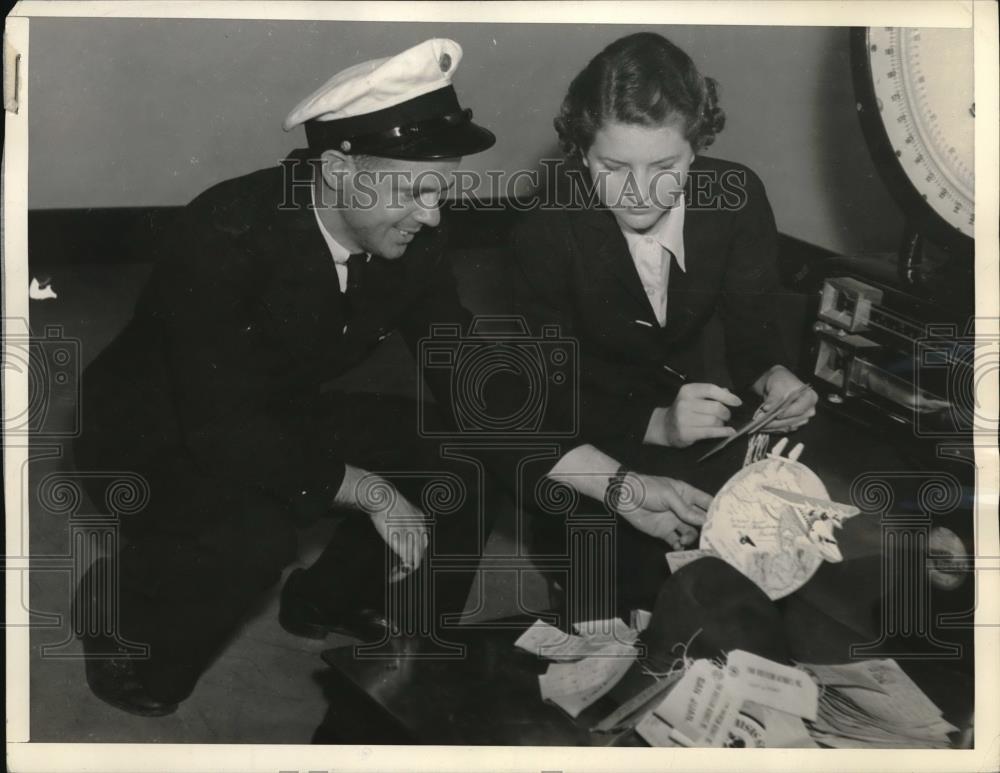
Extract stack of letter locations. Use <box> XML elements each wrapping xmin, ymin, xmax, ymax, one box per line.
<box><xmin>632</xmin><ymin>651</ymin><xmax>954</xmax><ymax>748</ymax></box>
<box><xmin>518</xmin><ymin>621</ymin><xmax>955</xmax><ymax>747</ymax></box>
<box><xmin>799</xmin><ymin>659</ymin><xmax>958</xmax><ymax>748</ymax></box>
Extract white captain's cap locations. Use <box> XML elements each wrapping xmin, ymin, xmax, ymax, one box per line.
<box><xmin>283</xmin><ymin>38</ymin><xmax>495</xmax><ymax>160</ymax></box>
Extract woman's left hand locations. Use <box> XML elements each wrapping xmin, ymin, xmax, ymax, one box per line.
<box><xmin>756</xmin><ymin>365</ymin><xmax>818</xmax><ymax>432</ymax></box>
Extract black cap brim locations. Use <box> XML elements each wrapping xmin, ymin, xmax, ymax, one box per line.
<box><xmin>368</xmin><ymin>121</ymin><xmax>496</xmax><ymax>160</ymax></box>
<box><xmin>302</xmin><ymin>86</ymin><xmax>496</xmax><ymax>160</ymax></box>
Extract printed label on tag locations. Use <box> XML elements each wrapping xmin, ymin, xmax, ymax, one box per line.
<box><xmin>652</xmin><ymin>658</ymin><xmax>740</xmax><ymax>744</ymax></box>
<box><xmin>651</xmin><ymin>659</ymin><xmax>713</xmax><ymax>740</ymax></box>
<box><xmin>727</xmin><ymin>649</ymin><xmax>818</xmax><ymax>721</ymax></box>
<box><xmin>701</xmin><ymin>683</ymin><xmax>744</xmax><ymax>747</ymax></box>
<box><xmin>724</xmin><ymin>710</ymin><xmax>767</xmax><ymax>748</ymax></box>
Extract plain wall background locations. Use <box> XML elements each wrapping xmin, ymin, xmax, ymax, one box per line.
<box><xmin>29</xmin><ymin>18</ymin><xmax>907</xmax><ymax>254</ymax></box>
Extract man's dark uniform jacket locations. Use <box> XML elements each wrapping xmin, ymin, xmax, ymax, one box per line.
<box><xmin>80</xmin><ymin>154</ymin><xmax>472</xmax><ymax>517</ymax></box>
<box><xmin>75</xmin><ymin>152</ymin><xmax>534</xmax><ymax>701</ymax></box>
<box><xmin>510</xmin><ymin>155</ymin><xmax>791</xmax><ymax>456</ymax></box>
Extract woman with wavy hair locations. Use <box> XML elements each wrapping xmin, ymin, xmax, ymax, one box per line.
<box><xmin>514</xmin><ymin>32</ymin><xmax>817</xmax><ymax>609</ymax></box>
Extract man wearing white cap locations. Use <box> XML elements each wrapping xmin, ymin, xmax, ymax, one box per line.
<box><xmin>73</xmin><ymin>38</ymin><xmax>711</xmax><ymax>718</ymax></box>
<box><xmin>73</xmin><ymin>39</ymin><xmax>509</xmax><ymax>716</ymax></box>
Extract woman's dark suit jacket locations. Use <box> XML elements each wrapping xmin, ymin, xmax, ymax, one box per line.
<box><xmin>511</xmin><ymin>155</ymin><xmax>791</xmax><ymax>450</ymax></box>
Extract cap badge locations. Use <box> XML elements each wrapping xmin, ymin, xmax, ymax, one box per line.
<box><xmin>439</xmin><ymin>53</ymin><xmax>452</xmax><ymax>72</ymax></box>
<box><xmin>340</xmin><ymin>140</ymin><xmax>352</xmax><ymax>153</ymax></box>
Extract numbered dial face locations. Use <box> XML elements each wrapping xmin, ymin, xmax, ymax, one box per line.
<box><xmin>867</xmin><ymin>27</ymin><xmax>975</xmax><ymax>238</ymax></box>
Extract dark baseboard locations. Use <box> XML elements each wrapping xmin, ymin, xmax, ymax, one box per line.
<box><xmin>27</xmin><ymin>203</ymin><xmax>835</xmax><ymax>287</ymax></box>
<box><xmin>29</xmin><ymin>206</ymin><xmax>181</xmax><ymax>270</ymax></box>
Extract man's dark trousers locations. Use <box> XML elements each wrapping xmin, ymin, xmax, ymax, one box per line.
<box><xmin>75</xmin><ymin>392</ymin><xmax>494</xmax><ymax>705</ymax></box>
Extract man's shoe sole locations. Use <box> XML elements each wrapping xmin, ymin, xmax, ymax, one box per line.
<box><xmin>84</xmin><ymin>660</ymin><xmax>179</xmax><ymax>717</ymax></box>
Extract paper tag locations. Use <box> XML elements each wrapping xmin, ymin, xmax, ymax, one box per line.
<box><xmin>701</xmin><ymin>684</ymin><xmax>744</xmax><ymax>747</ymax></box>
<box><xmin>515</xmin><ymin>619</ymin><xmax>568</xmax><ymax>654</ymax></box>
<box><xmin>635</xmin><ymin>712</ymin><xmax>691</xmax><ymax>747</ymax></box>
<box><xmin>726</xmin><ymin>650</ymin><xmax>818</xmax><ymax>721</ymax></box>
<box><xmin>651</xmin><ymin>658</ymin><xmax>741</xmax><ymax>745</ymax></box>
<box><xmin>651</xmin><ymin>659</ymin><xmax>714</xmax><ymax>739</ymax></box>
<box><xmin>516</xmin><ymin>619</ymin><xmax>620</xmax><ymax>661</ymax></box>
<box><xmin>573</xmin><ymin>617</ymin><xmax>639</xmax><ymax>645</ymax></box>
<box><xmin>665</xmin><ymin>548</ymin><xmax>715</xmax><ymax>573</ymax></box>
<box><xmin>538</xmin><ymin>641</ymin><xmax>637</xmax><ymax>718</ymax></box>
<box><xmin>724</xmin><ymin>710</ymin><xmax>767</xmax><ymax>748</ymax></box>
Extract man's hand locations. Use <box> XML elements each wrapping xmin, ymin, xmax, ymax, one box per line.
<box><xmin>337</xmin><ymin>466</ymin><xmax>429</xmax><ymax>582</ymax></box>
<box><xmin>367</xmin><ymin>499</ymin><xmax>429</xmax><ymax>583</ymax></box>
<box><xmin>754</xmin><ymin>365</ymin><xmax>818</xmax><ymax>432</ymax></box>
<box><xmin>645</xmin><ymin>383</ymin><xmax>743</xmax><ymax>448</ymax></box>
<box><xmin>617</xmin><ymin>473</ymin><xmax>712</xmax><ymax>551</ymax></box>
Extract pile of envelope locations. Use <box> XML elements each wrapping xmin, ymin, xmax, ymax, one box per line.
<box><xmin>634</xmin><ymin>650</ymin><xmax>818</xmax><ymax>748</ymax></box>
<box><xmin>799</xmin><ymin>659</ymin><xmax>958</xmax><ymax>748</ymax></box>
<box><xmin>515</xmin><ymin>618</ymin><xmax>642</xmax><ymax>718</ymax></box>
<box><xmin>517</xmin><ymin>620</ymin><xmax>956</xmax><ymax>748</ymax></box>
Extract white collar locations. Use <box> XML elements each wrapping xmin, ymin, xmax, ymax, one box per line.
<box><xmin>619</xmin><ymin>194</ymin><xmax>686</xmax><ymax>271</ymax></box>
<box><xmin>311</xmin><ymin>183</ymin><xmax>352</xmax><ymax>265</ymax></box>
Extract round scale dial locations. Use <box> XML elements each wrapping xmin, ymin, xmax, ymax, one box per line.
<box><xmin>864</xmin><ymin>27</ymin><xmax>975</xmax><ymax>239</ymax></box>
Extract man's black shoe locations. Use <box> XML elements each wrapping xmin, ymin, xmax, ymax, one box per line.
<box><xmin>84</xmin><ymin>656</ymin><xmax>179</xmax><ymax>717</ymax></box>
<box><xmin>279</xmin><ymin>569</ymin><xmax>395</xmax><ymax>642</ymax></box>
<box><xmin>75</xmin><ymin>557</ymin><xmax>179</xmax><ymax>717</ymax></box>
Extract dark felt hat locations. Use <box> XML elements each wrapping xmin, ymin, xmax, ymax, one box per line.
<box><xmin>609</xmin><ymin>557</ymin><xmax>789</xmax><ymax>706</ymax></box>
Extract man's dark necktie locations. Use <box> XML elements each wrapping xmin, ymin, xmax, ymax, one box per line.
<box><xmin>344</xmin><ymin>252</ymin><xmax>368</xmax><ymax>317</ymax></box>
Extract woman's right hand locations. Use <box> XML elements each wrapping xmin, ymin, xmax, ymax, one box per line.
<box><xmin>645</xmin><ymin>383</ymin><xmax>743</xmax><ymax>448</ymax></box>
<box><xmin>616</xmin><ymin>473</ymin><xmax>712</xmax><ymax>550</ymax></box>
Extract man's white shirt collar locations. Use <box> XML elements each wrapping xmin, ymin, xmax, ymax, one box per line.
<box><xmin>311</xmin><ymin>184</ymin><xmax>352</xmax><ymax>292</ymax></box>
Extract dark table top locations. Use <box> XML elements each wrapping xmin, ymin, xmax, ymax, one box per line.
<box><xmin>317</xmin><ymin>586</ymin><xmax>973</xmax><ymax>746</ymax></box>
<box><xmin>319</xmin><ymin>618</ymin><xmax>618</xmax><ymax>746</ymax></box>
<box><xmin>315</xmin><ymin>403</ymin><xmax>976</xmax><ymax>746</ymax></box>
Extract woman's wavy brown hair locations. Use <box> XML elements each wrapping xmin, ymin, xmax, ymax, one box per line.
<box><xmin>554</xmin><ymin>32</ymin><xmax>725</xmax><ymax>160</ymax></box>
